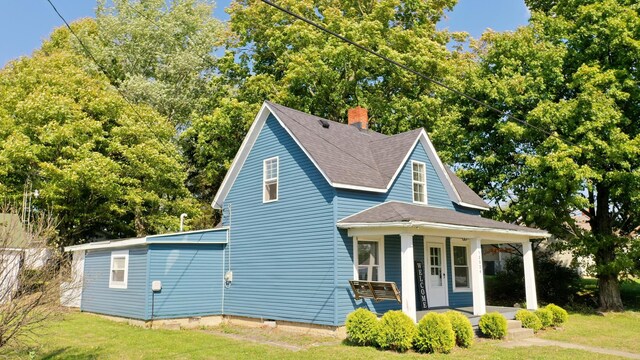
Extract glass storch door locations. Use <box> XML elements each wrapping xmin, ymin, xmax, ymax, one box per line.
<box><xmin>426</xmin><ymin>242</ymin><xmax>448</xmax><ymax>307</ymax></box>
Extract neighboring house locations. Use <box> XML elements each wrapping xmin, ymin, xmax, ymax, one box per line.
<box><xmin>0</xmin><ymin>213</ymin><xmax>49</xmax><ymax>302</ymax></box>
<box><xmin>482</xmin><ymin>214</ymin><xmax>593</xmax><ymax>276</ymax></box>
<box><xmin>65</xmin><ymin>102</ymin><xmax>549</xmax><ymax>329</ymax></box>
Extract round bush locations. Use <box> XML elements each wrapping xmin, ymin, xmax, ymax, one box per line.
<box><xmin>545</xmin><ymin>304</ymin><xmax>569</xmax><ymax>326</ymax></box>
<box><xmin>413</xmin><ymin>313</ymin><xmax>456</xmax><ymax>354</ymax></box>
<box><xmin>535</xmin><ymin>308</ymin><xmax>554</xmax><ymax>329</ymax></box>
<box><xmin>444</xmin><ymin>310</ymin><xmax>474</xmax><ymax>348</ymax></box>
<box><xmin>478</xmin><ymin>312</ymin><xmax>507</xmax><ymax>339</ymax></box>
<box><xmin>515</xmin><ymin>309</ymin><xmax>542</xmax><ymax>333</ymax></box>
<box><xmin>376</xmin><ymin>311</ymin><xmax>416</xmax><ymax>352</ymax></box>
<box><xmin>345</xmin><ymin>308</ymin><xmax>379</xmax><ymax>346</ymax></box>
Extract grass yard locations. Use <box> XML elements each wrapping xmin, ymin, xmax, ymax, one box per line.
<box><xmin>540</xmin><ymin>311</ymin><xmax>640</xmax><ymax>354</ymax></box>
<box><xmin>1</xmin><ymin>312</ymin><xmax>632</xmax><ymax>360</ymax></box>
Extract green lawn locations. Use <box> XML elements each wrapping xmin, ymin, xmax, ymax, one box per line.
<box><xmin>2</xmin><ymin>312</ymin><xmax>632</xmax><ymax>360</ymax></box>
<box><xmin>540</xmin><ymin>311</ymin><xmax>640</xmax><ymax>354</ymax></box>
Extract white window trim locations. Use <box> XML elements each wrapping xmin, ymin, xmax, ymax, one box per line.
<box><xmin>411</xmin><ymin>160</ymin><xmax>427</xmax><ymax>204</ymax></box>
<box><xmin>352</xmin><ymin>236</ymin><xmax>385</xmax><ymax>281</ymax></box>
<box><xmin>263</xmin><ymin>156</ymin><xmax>279</xmax><ymax>203</ymax></box>
<box><xmin>450</xmin><ymin>239</ymin><xmax>472</xmax><ymax>292</ymax></box>
<box><xmin>109</xmin><ymin>250</ymin><xmax>129</xmax><ymax>289</ymax></box>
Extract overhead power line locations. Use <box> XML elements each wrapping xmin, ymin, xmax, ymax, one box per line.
<box><xmin>258</xmin><ymin>0</ymin><xmax>578</xmax><ymax>148</ymax></box>
<box><xmin>46</xmin><ymin>0</ymin><xmax>148</xmax><ymax>122</ymax></box>
<box><xmin>45</xmin><ymin>0</ymin><xmax>179</xmax><ymax>152</ymax></box>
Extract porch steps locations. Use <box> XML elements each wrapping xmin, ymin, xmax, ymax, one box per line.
<box><xmin>506</xmin><ymin>320</ymin><xmax>534</xmax><ymax>341</ymax></box>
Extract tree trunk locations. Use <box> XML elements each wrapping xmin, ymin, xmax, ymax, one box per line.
<box><xmin>598</xmin><ymin>273</ymin><xmax>624</xmax><ymax>311</ymax></box>
<box><xmin>592</xmin><ymin>183</ymin><xmax>624</xmax><ymax>311</ymax></box>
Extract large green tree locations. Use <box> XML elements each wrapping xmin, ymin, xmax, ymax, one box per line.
<box><xmin>0</xmin><ymin>23</ymin><xmax>200</xmax><ymax>247</ymax></box>
<box><xmin>448</xmin><ymin>0</ymin><xmax>640</xmax><ymax>310</ymax></box>
<box><xmin>184</xmin><ymin>0</ymin><xmax>470</xmax><ymax>200</ymax></box>
<box><xmin>93</xmin><ymin>0</ymin><xmax>225</xmax><ymax>128</ymax></box>
<box><xmin>88</xmin><ymin>0</ymin><xmax>226</xmax><ymax>208</ymax></box>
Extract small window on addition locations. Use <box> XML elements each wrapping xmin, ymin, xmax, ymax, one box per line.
<box><xmin>263</xmin><ymin>157</ymin><xmax>279</xmax><ymax>202</ymax></box>
<box><xmin>109</xmin><ymin>250</ymin><xmax>129</xmax><ymax>289</ymax></box>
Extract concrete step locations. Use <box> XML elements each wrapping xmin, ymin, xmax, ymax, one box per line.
<box><xmin>506</xmin><ymin>327</ymin><xmax>534</xmax><ymax>341</ymax></box>
<box><xmin>507</xmin><ymin>320</ymin><xmax>523</xmax><ymax>330</ymax></box>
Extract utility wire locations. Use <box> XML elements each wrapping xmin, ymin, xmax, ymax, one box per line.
<box><xmin>46</xmin><ymin>0</ymin><xmax>144</xmax><ymax>121</ymax></box>
<box><xmin>45</xmin><ymin>0</ymin><xmax>176</xmax><ymax>148</ymax></box>
<box><xmin>259</xmin><ymin>0</ymin><xmax>578</xmax><ymax>148</ymax></box>
<box><xmin>100</xmin><ymin>0</ymin><xmax>574</xmax><ymax>149</ymax></box>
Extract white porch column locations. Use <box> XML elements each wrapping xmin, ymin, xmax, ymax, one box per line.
<box><xmin>469</xmin><ymin>238</ymin><xmax>486</xmax><ymax>316</ymax></box>
<box><xmin>522</xmin><ymin>240</ymin><xmax>538</xmax><ymax>310</ymax></box>
<box><xmin>400</xmin><ymin>233</ymin><xmax>416</xmax><ymax>322</ymax></box>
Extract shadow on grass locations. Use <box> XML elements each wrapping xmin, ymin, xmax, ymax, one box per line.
<box><xmin>40</xmin><ymin>347</ymin><xmax>101</xmax><ymax>360</ymax></box>
<box><xmin>567</xmin><ymin>278</ymin><xmax>640</xmax><ymax>314</ymax></box>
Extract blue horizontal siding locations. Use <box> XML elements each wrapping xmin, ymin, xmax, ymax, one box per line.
<box><xmin>147</xmin><ymin>244</ymin><xmax>224</xmax><ymax>319</ymax></box>
<box><xmin>81</xmin><ymin>247</ymin><xmax>148</xmax><ymax>319</ymax></box>
<box><xmin>453</xmin><ymin>203</ymin><xmax>482</xmax><ymax>216</ymax></box>
<box><xmin>149</xmin><ymin>229</ymin><xmax>228</xmax><ymax>243</ymax></box>
<box><xmin>337</xmin><ymin>234</ymin><xmax>428</xmax><ymax>324</ymax></box>
<box><xmin>222</xmin><ymin>114</ymin><xmax>337</xmax><ymax>326</ymax></box>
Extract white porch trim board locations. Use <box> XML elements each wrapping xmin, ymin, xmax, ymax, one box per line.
<box><xmin>400</xmin><ymin>233</ymin><xmax>417</xmax><ymax>322</ymax></box>
<box><xmin>523</xmin><ymin>241</ymin><xmax>538</xmax><ymax>310</ymax></box>
<box><xmin>469</xmin><ymin>238</ymin><xmax>486</xmax><ymax>315</ymax></box>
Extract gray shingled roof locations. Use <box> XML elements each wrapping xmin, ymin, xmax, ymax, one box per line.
<box><xmin>445</xmin><ymin>168</ymin><xmax>489</xmax><ymax>209</ymax></box>
<box><xmin>266</xmin><ymin>101</ymin><xmax>490</xmax><ymax>209</ymax></box>
<box><xmin>338</xmin><ymin>202</ymin><xmax>548</xmax><ymax>235</ymax></box>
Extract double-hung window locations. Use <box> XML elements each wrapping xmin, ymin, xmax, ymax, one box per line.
<box><xmin>109</xmin><ymin>250</ymin><xmax>129</xmax><ymax>289</ymax></box>
<box><xmin>355</xmin><ymin>239</ymin><xmax>384</xmax><ymax>281</ymax></box>
<box><xmin>451</xmin><ymin>243</ymin><xmax>470</xmax><ymax>291</ymax></box>
<box><xmin>263</xmin><ymin>157</ymin><xmax>279</xmax><ymax>202</ymax></box>
<box><xmin>412</xmin><ymin>161</ymin><xmax>426</xmax><ymax>204</ymax></box>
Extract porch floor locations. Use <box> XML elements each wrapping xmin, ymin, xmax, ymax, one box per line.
<box><xmin>416</xmin><ymin>306</ymin><xmax>519</xmax><ymax>327</ymax></box>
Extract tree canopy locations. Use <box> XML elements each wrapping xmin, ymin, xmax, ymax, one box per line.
<box><xmin>449</xmin><ymin>0</ymin><xmax>640</xmax><ymax>310</ymax></box>
<box><xmin>183</xmin><ymin>0</ymin><xmax>473</xmax><ymax>200</ymax></box>
<box><xmin>0</xmin><ymin>22</ymin><xmax>200</xmax><ymax>247</ymax></box>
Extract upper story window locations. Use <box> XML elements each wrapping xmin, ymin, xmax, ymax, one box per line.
<box><xmin>109</xmin><ymin>250</ymin><xmax>129</xmax><ymax>289</ymax></box>
<box><xmin>412</xmin><ymin>161</ymin><xmax>427</xmax><ymax>204</ymax></box>
<box><xmin>263</xmin><ymin>157</ymin><xmax>279</xmax><ymax>202</ymax></box>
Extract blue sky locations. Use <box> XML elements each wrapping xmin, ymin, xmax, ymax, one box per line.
<box><xmin>0</xmin><ymin>1</ymin><xmax>530</xmax><ymax>67</ymax></box>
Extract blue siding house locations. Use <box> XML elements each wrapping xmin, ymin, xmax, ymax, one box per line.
<box><xmin>66</xmin><ymin>102</ymin><xmax>549</xmax><ymax>329</ymax></box>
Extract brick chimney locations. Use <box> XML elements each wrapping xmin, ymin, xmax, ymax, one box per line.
<box><xmin>348</xmin><ymin>106</ymin><xmax>368</xmax><ymax>130</ymax></box>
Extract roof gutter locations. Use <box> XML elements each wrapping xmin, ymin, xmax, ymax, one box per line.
<box><xmin>64</xmin><ymin>227</ymin><xmax>230</xmax><ymax>252</ymax></box>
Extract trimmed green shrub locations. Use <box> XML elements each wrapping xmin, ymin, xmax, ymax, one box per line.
<box><xmin>478</xmin><ymin>312</ymin><xmax>507</xmax><ymax>339</ymax></box>
<box><xmin>444</xmin><ymin>311</ymin><xmax>474</xmax><ymax>348</ymax></box>
<box><xmin>345</xmin><ymin>308</ymin><xmax>379</xmax><ymax>346</ymax></box>
<box><xmin>515</xmin><ymin>309</ymin><xmax>542</xmax><ymax>333</ymax></box>
<box><xmin>545</xmin><ymin>304</ymin><xmax>569</xmax><ymax>326</ymax></box>
<box><xmin>535</xmin><ymin>308</ymin><xmax>554</xmax><ymax>329</ymax></box>
<box><xmin>376</xmin><ymin>311</ymin><xmax>416</xmax><ymax>352</ymax></box>
<box><xmin>413</xmin><ymin>313</ymin><xmax>456</xmax><ymax>354</ymax></box>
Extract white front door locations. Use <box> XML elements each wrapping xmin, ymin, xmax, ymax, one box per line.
<box><xmin>426</xmin><ymin>242</ymin><xmax>448</xmax><ymax>307</ymax></box>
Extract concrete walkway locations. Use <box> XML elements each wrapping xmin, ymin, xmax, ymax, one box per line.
<box><xmin>502</xmin><ymin>337</ymin><xmax>640</xmax><ymax>359</ymax></box>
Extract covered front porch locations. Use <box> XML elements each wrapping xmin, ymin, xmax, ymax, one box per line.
<box><xmin>339</xmin><ymin>201</ymin><xmax>550</xmax><ymax>322</ymax></box>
